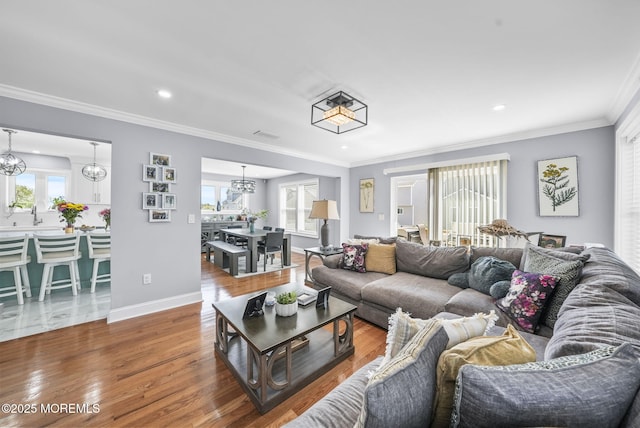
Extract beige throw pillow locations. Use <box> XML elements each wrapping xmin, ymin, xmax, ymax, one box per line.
<box><xmin>431</xmin><ymin>325</ymin><xmax>536</xmax><ymax>427</ymax></box>
<box><xmin>365</xmin><ymin>243</ymin><xmax>397</xmax><ymax>275</ymax></box>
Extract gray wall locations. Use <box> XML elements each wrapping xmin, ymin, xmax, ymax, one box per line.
<box><xmin>0</xmin><ymin>96</ymin><xmax>350</xmax><ymax>314</ymax></box>
<box><xmin>350</xmin><ymin>126</ymin><xmax>615</xmax><ymax>248</ymax></box>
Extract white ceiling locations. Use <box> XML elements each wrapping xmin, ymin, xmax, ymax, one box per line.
<box><xmin>1</xmin><ymin>1</ymin><xmax>640</xmax><ymax>167</ymax></box>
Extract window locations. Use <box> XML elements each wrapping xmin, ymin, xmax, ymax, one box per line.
<box><xmin>200</xmin><ymin>182</ymin><xmax>246</xmax><ymax>212</ymax></box>
<box><xmin>428</xmin><ymin>159</ymin><xmax>507</xmax><ymax>247</ymax></box>
<box><xmin>279</xmin><ymin>180</ymin><xmax>319</xmax><ymax>235</ymax></box>
<box><xmin>7</xmin><ymin>171</ymin><xmax>68</xmax><ymax>210</ymax></box>
<box><xmin>615</xmin><ymin>105</ymin><xmax>640</xmax><ymax>273</ymax></box>
<box><xmin>201</xmin><ymin>185</ymin><xmax>216</xmax><ymax>210</ymax></box>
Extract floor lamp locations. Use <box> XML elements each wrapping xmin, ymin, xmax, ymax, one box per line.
<box><xmin>309</xmin><ymin>200</ymin><xmax>340</xmax><ymax>249</ymax></box>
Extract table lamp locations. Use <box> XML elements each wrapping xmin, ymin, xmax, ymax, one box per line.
<box><xmin>309</xmin><ymin>200</ymin><xmax>340</xmax><ymax>249</ymax></box>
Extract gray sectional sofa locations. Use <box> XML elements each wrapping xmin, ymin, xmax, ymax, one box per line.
<box><xmin>285</xmin><ymin>237</ymin><xmax>640</xmax><ymax>427</ymax></box>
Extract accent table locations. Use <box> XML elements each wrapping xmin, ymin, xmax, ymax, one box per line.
<box><xmin>213</xmin><ymin>286</ymin><xmax>356</xmax><ymax>413</ymax></box>
<box><xmin>304</xmin><ymin>246</ymin><xmax>343</xmax><ymax>283</ymax></box>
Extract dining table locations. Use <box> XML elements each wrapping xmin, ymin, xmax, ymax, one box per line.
<box><xmin>217</xmin><ymin>228</ymin><xmax>292</xmax><ymax>273</ymax></box>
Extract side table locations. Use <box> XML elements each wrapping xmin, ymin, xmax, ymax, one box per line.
<box><xmin>304</xmin><ymin>246</ymin><xmax>343</xmax><ymax>283</ymax></box>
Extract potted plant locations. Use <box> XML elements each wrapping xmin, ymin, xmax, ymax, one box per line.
<box><xmin>247</xmin><ymin>209</ymin><xmax>269</xmax><ymax>233</ymax></box>
<box><xmin>275</xmin><ymin>291</ymin><xmax>297</xmax><ymax>317</ymax></box>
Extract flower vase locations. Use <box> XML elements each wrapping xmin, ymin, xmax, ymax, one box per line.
<box><xmin>105</xmin><ymin>220</ymin><xmax>110</xmax><ymax>231</ymax></box>
<box><xmin>249</xmin><ymin>222</ymin><xmax>255</xmax><ymax>233</ymax></box>
<box><xmin>65</xmin><ymin>224</ymin><xmax>75</xmax><ymax>234</ymax></box>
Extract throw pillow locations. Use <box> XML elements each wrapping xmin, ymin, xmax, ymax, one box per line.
<box><xmin>355</xmin><ymin>319</ymin><xmax>449</xmax><ymax>428</ymax></box>
<box><xmin>347</xmin><ymin>238</ymin><xmax>380</xmax><ymax>245</ymax></box>
<box><xmin>432</xmin><ymin>325</ymin><xmax>536</xmax><ymax>427</ymax></box>
<box><xmin>341</xmin><ymin>243</ymin><xmax>368</xmax><ymax>273</ymax></box>
<box><xmin>520</xmin><ymin>241</ymin><xmax>590</xmax><ymax>268</ymax></box>
<box><xmin>523</xmin><ymin>243</ymin><xmax>588</xmax><ymax>328</ymax></box>
<box><xmin>489</xmin><ymin>280</ymin><xmax>511</xmax><ymax>299</ymax></box>
<box><xmin>395</xmin><ymin>239</ymin><xmax>469</xmax><ymax>279</ymax></box>
<box><xmin>447</xmin><ymin>256</ymin><xmax>516</xmax><ymax>295</ymax></box>
<box><xmin>451</xmin><ymin>343</ymin><xmax>640</xmax><ymax>428</ymax></box>
<box><xmin>495</xmin><ymin>270</ymin><xmax>559</xmax><ymax>333</ymax></box>
<box><xmin>383</xmin><ymin>309</ymin><xmax>499</xmax><ymax>366</ymax></box>
<box><xmin>365</xmin><ymin>243</ymin><xmax>397</xmax><ymax>275</ymax></box>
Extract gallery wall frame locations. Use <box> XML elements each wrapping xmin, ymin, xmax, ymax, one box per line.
<box><xmin>537</xmin><ymin>156</ymin><xmax>579</xmax><ymax>216</ymax></box>
<box><xmin>143</xmin><ymin>152</ymin><xmax>177</xmax><ymax>222</ymax></box>
<box><xmin>360</xmin><ymin>178</ymin><xmax>374</xmax><ymax>213</ymax></box>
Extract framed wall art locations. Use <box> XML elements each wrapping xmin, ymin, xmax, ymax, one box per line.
<box><xmin>538</xmin><ymin>234</ymin><xmax>567</xmax><ymax>248</ymax></box>
<box><xmin>143</xmin><ymin>164</ymin><xmax>160</xmax><ymax>182</ymax></box>
<box><xmin>143</xmin><ymin>192</ymin><xmax>160</xmax><ymax>209</ymax></box>
<box><xmin>150</xmin><ymin>152</ymin><xmax>171</xmax><ymax>166</ymax></box>
<box><xmin>150</xmin><ymin>182</ymin><xmax>170</xmax><ymax>193</ymax></box>
<box><xmin>359</xmin><ymin>178</ymin><xmax>374</xmax><ymax>213</ymax></box>
<box><xmin>537</xmin><ymin>156</ymin><xmax>579</xmax><ymax>216</ymax></box>
<box><xmin>162</xmin><ymin>193</ymin><xmax>177</xmax><ymax>209</ymax></box>
<box><xmin>149</xmin><ymin>209</ymin><xmax>171</xmax><ymax>222</ymax></box>
<box><xmin>162</xmin><ymin>166</ymin><xmax>177</xmax><ymax>183</ymax></box>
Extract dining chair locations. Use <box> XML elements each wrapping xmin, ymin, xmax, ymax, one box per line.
<box><xmin>87</xmin><ymin>232</ymin><xmax>111</xmax><ymax>292</ymax></box>
<box><xmin>257</xmin><ymin>231</ymin><xmax>284</xmax><ymax>271</ymax></box>
<box><xmin>258</xmin><ymin>226</ymin><xmax>273</xmax><ymax>246</ymax></box>
<box><xmin>418</xmin><ymin>224</ymin><xmax>428</xmax><ymax>245</ymax></box>
<box><xmin>34</xmin><ymin>233</ymin><xmax>81</xmax><ymax>301</ymax></box>
<box><xmin>0</xmin><ymin>234</ymin><xmax>32</xmax><ymax>305</ymax></box>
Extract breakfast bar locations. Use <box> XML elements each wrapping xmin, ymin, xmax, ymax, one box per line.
<box><xmin>0</xmin><ymin>228</ymin><xmax>110</xmax><ymax>298</ymax></box>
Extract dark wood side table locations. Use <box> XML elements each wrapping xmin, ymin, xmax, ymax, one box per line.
<box><xmin>304</xmin><ymin>246</ymin><xmax>343</xmax><ymax>283</ymax></box>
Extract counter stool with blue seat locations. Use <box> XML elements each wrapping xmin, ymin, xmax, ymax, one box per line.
<box><xmin>34</xmin><ymin>233</ymin><xmax>81</xmax><ymax>301</ymax></box>
<box><xmin>87</xmin><ymin>232</ymin><xmax>111</xmax><ymax>292</ymax></box>
<box><xmin>0</xmin><ymin>234</ymin><xmax>32</xmax><ymax>305</ymax></box>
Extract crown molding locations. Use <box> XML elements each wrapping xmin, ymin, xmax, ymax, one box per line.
<box><xmin>0</xmin><ymin>84</ymin><xmax>351</xmax><ymax>168</ymax></box>
<box><xmin>350</xmin><ymin>117</ymin><xmax>612</xmax><ymax>168</ymax></box>
<box><xmin>607</xmin><ymin>52</ymin><xmax>640</xmax><ymax>123</ymax></box>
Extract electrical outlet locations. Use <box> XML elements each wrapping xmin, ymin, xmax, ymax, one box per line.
<box><xmin>143</xmin><ymin>273</ymin><xmax>152</xmax><ymax>284</ymax></box>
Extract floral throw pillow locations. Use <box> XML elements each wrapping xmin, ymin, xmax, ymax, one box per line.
<box><xmin>341</xmin><ymin>243</ymin><xmax>368</xmax><ymax>273</ymax></box>
<box><xmin>495</xmin><ymin>270</ymin><xmax>559</xmax><ymax>333</ymax></box>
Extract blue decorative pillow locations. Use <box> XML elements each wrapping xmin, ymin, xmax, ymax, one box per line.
<box><xmin>341</xmin><ymin>243</ymin><xmax>368</xmax><ymax>273</ymax></box>
<box><xmin>495</xmin><ymin>270</ymin><xmax>558</xmax><ymax>333</ymax></box>
<box><xmin>448</xmin><ymin>256</ymin><xmax>516</xmax><ymax>296</ymax></box>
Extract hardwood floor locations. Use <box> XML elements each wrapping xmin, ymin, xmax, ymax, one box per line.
<box><xmin>0</xmin><ymin>252</ymin><xmax>387</xmax><ymax>427</ymax></box>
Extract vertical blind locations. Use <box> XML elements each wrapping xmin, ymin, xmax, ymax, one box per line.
<box><xmin>616</xmin><ymin>134</ymin><xmax>640</xmax><ymax>273</ymax></box>
<box><xmin>429</xmin><ymin>159</ymin><xmax>507</xmax><ymax>247</ymax></box>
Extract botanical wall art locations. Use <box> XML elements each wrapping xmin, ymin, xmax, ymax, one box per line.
<box><xmin>143</xmin><ymin>152</ymin><xmax>177</xmax><ymax>222</ymax></box>
<box><xmin>360</xmin><ymin>178</ymin><xmax>374</xmax><ymax>213</ymax></box>
<box><xmin>537</xmin><ymin>156</ymin><xmax>579</xmax><ymax>216</ymax></box>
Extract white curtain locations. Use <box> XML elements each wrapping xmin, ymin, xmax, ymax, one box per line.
<box><xmin>616</xmin><ymin>132</ymin><xmax>640</xmax><ymax>273</ymax></box>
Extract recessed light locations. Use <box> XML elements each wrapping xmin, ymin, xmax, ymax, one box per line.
<box><xmin>341</xmin><ymin>145</ymin><xmax>348</xmax><ymax>150</ymax></box>
<box><xmin>493</xmin><ymin>104</ymin><xmax>506</xmax><ymax>111</ymax></box>
<box><xmin>157</xmin><ymin>89</ymin><xmax>172</xmax><ymax>99</ymax></box>
<box><xmin>32</xmin><ymin>150</ymin><xmax>40</xmax><ymax>154</ymax></box>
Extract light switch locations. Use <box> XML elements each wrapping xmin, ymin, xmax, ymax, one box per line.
<box><xmin>188</xmin><ymin>214</ymin><xmax>195</xmax><ymax>224</ymax></box>
<box><xmin>378</xmin><ymin>214</ymin><xmax>385</xmax><ymax>221</ymax></box>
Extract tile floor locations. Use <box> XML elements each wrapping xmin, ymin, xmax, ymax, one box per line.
<box><xmin>0</xmin><ymin>286</ymin><xmax>111</xmax><ymax>342</ymax></box>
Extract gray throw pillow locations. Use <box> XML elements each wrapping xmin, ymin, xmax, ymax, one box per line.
<box><xmin>355</xmin><ymin>319</ymin><xmax>449</xmax><ymax>428</ymax></box>
<box><xmin>396</xmin><ymin>239</ymin><xmax>469</xmax><ymax>280</ymax></box>
<box><xmin>523</xmin><ymin>243</ymin><xmax>587</xmax><ymax>328</ymax></box>
<box><xmin>451</xmin><ymin>343</ymin><xmax>640</xmax><ymax>428</ymax></box>
<box><xmin>448</xmin><ymin>257</ymin><xmax>516</xmax><ymax>296</ymax></box>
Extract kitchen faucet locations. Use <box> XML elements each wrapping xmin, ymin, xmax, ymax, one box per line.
<box><xmin>31</xmin><ymin>205</ymin><xmax>43</xmax><ymax>226</ymax></box>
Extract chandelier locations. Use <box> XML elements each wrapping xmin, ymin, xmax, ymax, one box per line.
<box><xmin>311</xmin><ymin>90</ymin><xmax>367</xmax><ymax>134</ymax></box>
<box><xmin>82</xmin><ymin>142</ymin><xmax>108</xmax><ymax>182</ymax></box>
<box><xmin>230</xmin><ymin>165</ymin><xmax>256</xmax><ymax>193</ymax></box>
<box><xmin>0</xmin><ymin>129</ymin><xmax>26</xmax><ymax>176</ymax></box>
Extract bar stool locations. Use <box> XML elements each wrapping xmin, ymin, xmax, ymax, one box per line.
<box><xmin>34</xmin><ymin>233</ymin><xmax>81</xmax><ymax>301</ymax></box>
<box><xmin>0</xmin><ymin>234</ymin><xmax>32</xmax><ymax>305</ymax></box>
<box><xmin>87</xmin><ymin>232</ymin><xmax>111</xmax><ymax>292</ymax></box>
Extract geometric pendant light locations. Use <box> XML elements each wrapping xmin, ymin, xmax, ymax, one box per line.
<box><xmin>0</xmin><ymin>129</ymin><xmax>27</xmax><ymax>176</ymax></box>
<box><xmin>82</xmin><ymin>142</ymin><xmax>107</xmax><ymax>182</ymax></box>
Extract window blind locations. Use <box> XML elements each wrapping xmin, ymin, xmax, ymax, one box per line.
<box><xmin>429</xmin><ymin>159</ymin><xmax>507</xmax><ymax>247</ymax></box>
<box><xmin>616</xmin><ymin>134</ymin><xmax>640</xmax><ymax>273</ymax></box>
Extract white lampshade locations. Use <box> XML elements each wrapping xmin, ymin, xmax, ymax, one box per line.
<box><xmin>309</xmin><ymin>200</ymin><xmax>340</xmax><ymax>220</ymax></box>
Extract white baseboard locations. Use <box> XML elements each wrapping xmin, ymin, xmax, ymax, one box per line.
<box><xmin>107</xmin><ymin>291</ymin><xmax>203</xmax><ymax>324</ymax></box>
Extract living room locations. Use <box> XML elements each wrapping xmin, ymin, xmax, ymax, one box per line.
<box><xmin>2</xmin><ymin>2</ymin><xmax>640</xmax><ymax>426</ymax></box>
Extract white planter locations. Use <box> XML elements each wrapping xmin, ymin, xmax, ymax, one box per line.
<box><xmin>275</xmin><ymin>301</ymin><xmax>298</xmax><ymax>317</ymax></box>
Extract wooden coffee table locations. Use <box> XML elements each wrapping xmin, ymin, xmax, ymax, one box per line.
<box><xmin>213</xmin><ymin>286</ymin><xmax>356</xmax><ymax>413</ymax></box>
